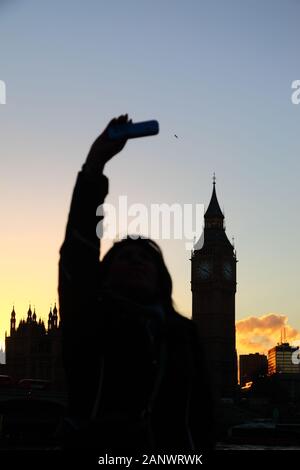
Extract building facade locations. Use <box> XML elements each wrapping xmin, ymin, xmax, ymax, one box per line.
<box><xmin>239</xmin><ymin>353</ymin><xmax>268</xmax><ymax>386</ymax></box>
<box><xmin>268</xmin><ymin>342</ymin><xmax>300</xmax><ymax>375</ymax></box>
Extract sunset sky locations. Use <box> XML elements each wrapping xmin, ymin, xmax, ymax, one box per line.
<box><xmin>0</xmin><ymin>1</ymin><xmax>300</xmax><ymax>356</ymax></box>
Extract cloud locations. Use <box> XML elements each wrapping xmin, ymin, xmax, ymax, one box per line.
<box><xmin>236</xmin><ymin>313</ymin><xmax>300</xmax><ymax>356</ymax></box>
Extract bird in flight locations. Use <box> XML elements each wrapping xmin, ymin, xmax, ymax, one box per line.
<box><xmin>174</xmin><ymin>134</ymin><xmax>178</xmax><ymax>138</ymax></box>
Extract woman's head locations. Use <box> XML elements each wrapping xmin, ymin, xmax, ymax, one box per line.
<box><xmin>100</xmin><ymin>236</ymin><xmax>174</xmax><ymax>312</ymax></box>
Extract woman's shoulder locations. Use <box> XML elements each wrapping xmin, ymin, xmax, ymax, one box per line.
<box><xmin>167</xmin><ymin>310</ymin><xmax>198</xmax><ymax>334</ymax></box>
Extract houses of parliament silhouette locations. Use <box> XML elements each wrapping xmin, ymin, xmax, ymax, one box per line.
<box><xmin>5</xmin><ymin>177</ymin><xmax>237</xmax><ymax>399</ymax></box>
<box><xmin>5</xmin><ymin>304</ymin><xmax>65</xmax><ymax>389</ymax></box>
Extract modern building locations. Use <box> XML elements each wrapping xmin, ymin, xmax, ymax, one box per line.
<box><xmin>5</xmin><ymin>304</ymin><xmax>65</xmax><ymax>390</ymax></box>
<box><xmin>268</xmin><ymin>342</ymin><xmax>300</xmax><ymax>375</ymax></box>
<box><xmin>239</xmin><ymin>353</ymin><xmax>268</xmax><ymax>386</ymax></box>
<box><xmin>191</xmin><ymin>177</ymin><xmax>237</xmax><ymax>399</ymax></box>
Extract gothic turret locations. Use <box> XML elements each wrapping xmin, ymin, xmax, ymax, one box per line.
<box><xmin>27</xmin><ymin>305</ymin><xmax>32</xmax><ymax>323</ymax></box>
<box><xmin>32</xmin><ymin>308</ymin><xmax>37</xmax><ymax>322</ymax></box>
<box><xmin>48</xmin><ymin>307</ymin><xmax>53</xmax><ymax>331</ymax></box>
<box><xmin>52</xmin><ymin>303</ymin><xmax>58</xmax><ymax>329</ymax></box>
<box><xmin>10</xmin><ymin>306</ymin><xmax>16</xmax><ymax>335</ymax></box>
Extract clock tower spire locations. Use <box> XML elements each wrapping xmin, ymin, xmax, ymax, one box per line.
<box><xmin>204</xmin><ymin>174</ymin><xmax>225</xmax><ymax>229</ymax></box>
<box><xmin>191</xmin><ymin>177</ymin><xmax>237</xmax><ymax>399</ymax></box>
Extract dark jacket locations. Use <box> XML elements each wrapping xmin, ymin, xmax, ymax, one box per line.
<box><xmin>59</xmin><ymin>168</ymin><xmax>214</xmax><ymax>452</ymax></box>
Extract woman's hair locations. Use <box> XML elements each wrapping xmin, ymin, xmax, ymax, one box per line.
<box><xmin>100</xmin><ymin>236</ymin><xmax>175</xmax><ymax>314</ymax></box>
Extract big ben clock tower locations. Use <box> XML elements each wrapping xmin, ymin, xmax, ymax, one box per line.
<box><xmin>191</xmin><ymin>176</ymin><xmax>237</xmax><ymax>399</ymax></box>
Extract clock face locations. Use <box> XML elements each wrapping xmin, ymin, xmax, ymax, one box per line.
<box><xmin>223</xmin><ymin>261</ymin><xmax>233</xmax><ymax>280</ymax></box>
<box><xmin>197</xmin><ymin>261</ymin><xmax>212</xmax><ymax>280</ymax></box>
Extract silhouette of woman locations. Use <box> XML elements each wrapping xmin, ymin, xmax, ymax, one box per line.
<box><xmin>59</xmin><ymin>115</ymin><xmax>214</xmax><ymax>453</ymax></box>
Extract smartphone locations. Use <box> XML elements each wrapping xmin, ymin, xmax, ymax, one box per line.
<box><xmin>108</xmin><ymin>120</ymin><xmax>159</xmax><ymax>140</ymax></box>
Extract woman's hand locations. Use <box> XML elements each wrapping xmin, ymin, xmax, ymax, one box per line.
<box><xmin>84</xmin><ymin>114</ymin><xmax>130</xmax><ymax>174</ymax></box>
